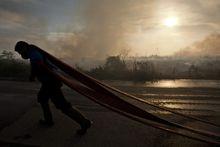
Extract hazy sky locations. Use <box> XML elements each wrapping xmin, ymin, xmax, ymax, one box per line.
<box><xmin>0</xmin><ymin>0</ymin><xmax>219</xmax><ymax>59</ymax></box>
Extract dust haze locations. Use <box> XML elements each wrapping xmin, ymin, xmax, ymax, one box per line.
<box><xmin>45</xmin><ymin>0</ymin><xmax>155</xmax><ymax>60</ymax></box>
<box><xmin>0</xmin><ymin>0</ymin><xmax>220</xmax><ymax>61</ymax></box>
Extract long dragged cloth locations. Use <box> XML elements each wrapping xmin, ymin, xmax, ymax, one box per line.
<box><xmin>35</xmin><ymin>47</ymin><xmax>220</xmax><ymax>145</ymax></box>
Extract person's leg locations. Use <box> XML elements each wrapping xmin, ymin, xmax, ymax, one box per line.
<box><xmin>39</xmin><ymin>102</ymin><xmax>54</xmax><ymax>125</ymax></box>
<box><xmin>38</xmin><ymin>85</ymin><xmax>54</xmax><ymax>126</ymax></box>
<box><xmin>63</xmin><ymin>107</ymin><xmax>91</xmax><ymax>135</ymax></box>
<box><xmin>51</xmin><ymin>87</ymin><xmax>91</xmax><ymax>134</ymax></box>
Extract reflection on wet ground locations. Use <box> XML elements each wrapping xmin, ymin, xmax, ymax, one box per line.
<box><xmin>139</xmin><ymin>93</ymin><xmax>220</xmax><ymax>98</ymax></box>
<box><xmin>146</xmin><ymin>79</ymin><xmax>220</xmax><ymax>88</ymax></box>
<box><xmin>108</xmin><ymin>79</ymin><xmax>220</xmax><ymax>117</ymax></box>
<box><xmin>140</xmin><ymin>96</ymin><xmax>220</xmax><ymax>116</ymax></box>
<box><xmin>106</xmin><ymin>79</ymin><xmax>220</xmax><ymax>88</ymax></box>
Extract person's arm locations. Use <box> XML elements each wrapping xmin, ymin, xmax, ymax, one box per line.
<box><xmin>29</xmin><ymin>63</ymin><xmax>36</xmax><ymax>82</ymax></box>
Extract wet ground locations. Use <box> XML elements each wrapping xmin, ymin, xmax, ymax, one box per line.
<box><xmin>0</xmin><ymin>80</ymin><xmax>219</xmax><ymax>146</ymax></box>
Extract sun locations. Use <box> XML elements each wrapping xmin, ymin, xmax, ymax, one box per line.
<box><xmin>163</xmin><ymin>17</ymin><xmax>178</xmax><ymax>27</ymax></box>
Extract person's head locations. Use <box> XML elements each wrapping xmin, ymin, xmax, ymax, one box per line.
<box><xmin>15</xmin><ymin>41</ymin><xmax>30</xmax><ymax>59</ymax></box>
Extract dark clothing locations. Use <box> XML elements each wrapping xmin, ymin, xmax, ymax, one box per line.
<box><xmin>28</xmin><ymin>45</ymin><xmax>70</xmax><ymax>111</ymax></box>
<box><xmin>15</xmin><ymin>41</ymin><xmax>90</xmax><ymax>133</ymax></box>
<box><xmin>37</xmin><ymin>84</ymin><xmax>72</xmax><ymax>110</ymax></box>
<box><xmin>28</xmin><ymin>45</ymin><xmax>60</xmax><ymax>85</ymax></box>
<box><xmin>27</xmin><ymin>45</ymin><xmax>88</xmax><ymax>129</ymax></box>
<box><xmin>37</xmin><ymin>83</ymin><xmax>87</xmax><ymax>128</ymax></box>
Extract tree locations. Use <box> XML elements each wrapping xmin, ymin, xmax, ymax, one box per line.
<box><xmin>104</xmin><ymin>56</ymin><xmax>127</xmax><ymax>72</ymax></box>
<box><xmin>0</xmin><ymin>50</ymin><xmax>14</xmax><ymax>60</ymax></box>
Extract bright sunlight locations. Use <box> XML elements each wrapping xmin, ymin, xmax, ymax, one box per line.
<box><xmin>163</xmin><ymin>17</ymin><xmax>178</xmax><ymax>27</ymax></box>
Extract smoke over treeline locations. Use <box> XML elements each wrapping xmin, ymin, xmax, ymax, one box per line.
<box><xmin>1</xmin><ymin>0</ymin><xmax>220</xmax><ymax>61</ymax></box>
<box><xmin>175</xmin><ymin>33</ymin><xmax>220</xmax><ymax>57</ymax></box>
<box><xmin>44</xmin><ymin>0</ymin><xmax>155</xmax><ymax>61</ymax></box>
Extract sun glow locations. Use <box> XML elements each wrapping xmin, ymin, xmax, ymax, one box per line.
<box><xmin>163</xmin><ymin>17</ymin><xmax>178</xmax><ymax>27</ymax></box>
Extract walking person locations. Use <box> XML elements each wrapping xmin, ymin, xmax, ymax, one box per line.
<box><xmin>15</xmin><ymin>41</ymin><xmax>91</xmax><ymax>135</ymax></box>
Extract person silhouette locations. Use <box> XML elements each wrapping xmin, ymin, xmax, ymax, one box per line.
<box><xmin>15</xmin><ymin>41</ymin><xmax>91</xmax><ymax>135</ymax></box>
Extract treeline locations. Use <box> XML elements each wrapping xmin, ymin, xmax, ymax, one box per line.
<box><xmin>87</xmin><ymin>55</ymin><xmax>220</xmax><ymax>81</ymax></box>
<box><xmin>1</xmin><ymin>50</ymin><xmax>220</xmax><ymax>81</ymax></box>
<box><xmin>87</xmin><ymin>56</ymin><xmax>159</xmax><ymax>81</ymax></box>
<box><xmin>0</xmin><ymin>50</ymin><xmax>29</xmax><ymax>80</ymax></box>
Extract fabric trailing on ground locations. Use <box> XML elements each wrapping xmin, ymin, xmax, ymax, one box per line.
<box><xmin>36</xmin><ymin>48</ymin><xmax>220</xmax><ymax>145</ymax></box>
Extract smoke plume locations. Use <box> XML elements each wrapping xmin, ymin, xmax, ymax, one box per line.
<box><xmin>45</xmin><ymin>0</ymin><xmax>155</xmax><ymax>61</ymax></box>
<box><xmin>175</xmin><ymin>33</ymin><xmax>220</xmax><ymax>57</ymax></box>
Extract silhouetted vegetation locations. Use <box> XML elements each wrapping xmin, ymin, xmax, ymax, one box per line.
<box><xmin>0</xmin><ymin>50</ymin><xmax>220</xmax><ymax>81</ymax></box>
<box><xmin>0</xmin><ymin>50</ymin><xmax>29</xmax><ymax>80</ymax></box>
<box><xmin>88</xmin><ymin>56</ymin><xmax>159</xmax><ymax>81</ymax></box>
<box><xmin>87</xmin><ymin>55</ymin><xmax>220</xmax><ymax>81</ymax></box>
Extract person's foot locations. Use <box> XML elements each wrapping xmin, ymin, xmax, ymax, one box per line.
<box><xmin>76</xmin><ymin>119</ymin><xmax>92</xmax><ymax>135</ymax></box>
<box><xmin>39</xmin><ymin>119</ymin><xmax>54</xmax><ymax>127</ymax></box>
